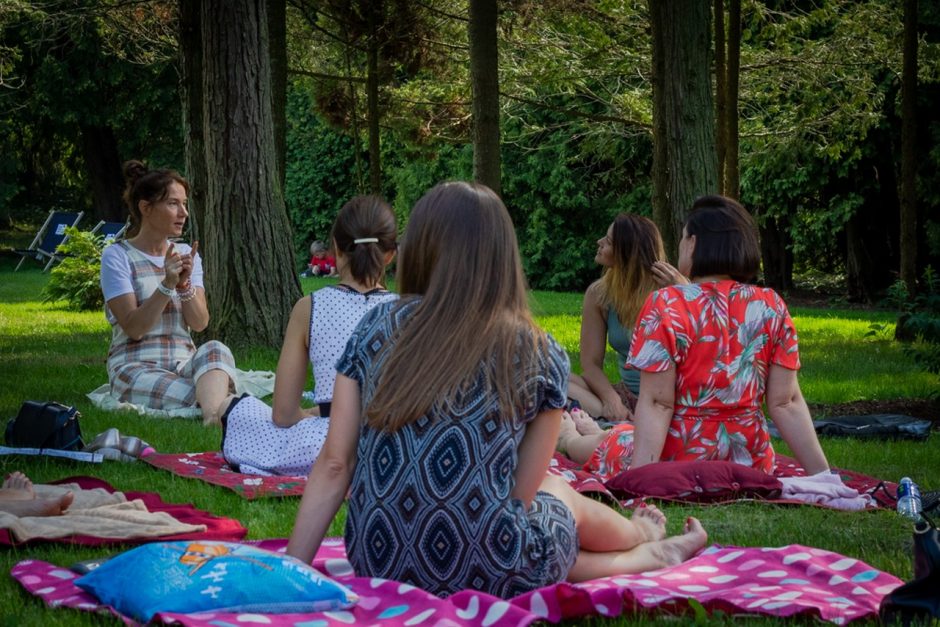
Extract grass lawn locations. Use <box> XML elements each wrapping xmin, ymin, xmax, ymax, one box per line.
<box><xmin>0</xmin><ymin>253</ymin><xmax>937</xmax><ymax>626</ymax></box>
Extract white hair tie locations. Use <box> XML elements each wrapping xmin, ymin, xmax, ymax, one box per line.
<box><xmin>353</xmin><ymin>237</ymin><xmax>379</xmax><ymax>244</ymax></box>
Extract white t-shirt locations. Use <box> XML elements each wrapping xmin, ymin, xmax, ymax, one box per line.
<box><xmin>100</xmin><ymin>241</ymin><xmax>204</xmax><ymax>306</ymax></box>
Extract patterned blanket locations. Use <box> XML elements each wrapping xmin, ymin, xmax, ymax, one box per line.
<box><xmin>12</xmin><ymin>537</ymin><xmax>901</xmax><ymax>625</ymax></box>
<box><xmin>141</xmin><ymin>449</ymin><xmax>896</xmax><ymax>509</ymax></box>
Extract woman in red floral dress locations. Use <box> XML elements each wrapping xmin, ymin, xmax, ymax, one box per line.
<box><xmin>563</xmin><ymin>195</ymin><xmax>831</xmax><ymax>481</ymax></box>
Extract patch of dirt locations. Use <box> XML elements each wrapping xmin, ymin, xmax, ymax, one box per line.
<box><xmin>808</xmin><ymin>398</ymin><xmax>940</xmax><ymax>424</ymax></box>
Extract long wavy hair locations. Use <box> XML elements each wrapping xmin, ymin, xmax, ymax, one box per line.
<box><xmin>594</xmin><ymin>213</ymin><xmax>666</xmax><ymax>328</ymax></box>
<box><xmin>365</xmin><ymin>182</ymin><xmax>545</xmax><ymax>431</ymax></box>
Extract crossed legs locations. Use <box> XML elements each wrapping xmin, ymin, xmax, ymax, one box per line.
<box><xmin>538</xmin><ymin>474</ymin><xmax>707</xmax><ymax>582</ymax></box>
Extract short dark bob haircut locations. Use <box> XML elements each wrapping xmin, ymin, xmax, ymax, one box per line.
<box><xmin>683</xmin><ymin>194</ymin><xmax>760</xmax><ymax>282</ymax></box>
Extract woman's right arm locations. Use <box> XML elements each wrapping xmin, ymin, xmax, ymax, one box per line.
<box><xmin>766</xmin><ymin>364</ymin><xmax>830</xmax><ymax>475</ymax></box>
<box><xmin>580</xmin><ymin>286</ymin><xmax>631</xmax><ymax>421</ymax></box>
<box><xmin>628</xmin><ymin>367</ymin><xmax>676</xmax><ymax>469</ymax></box>
<box><xmin>271</xmin><ymin>296</ymin><xmax>314</xmax><ymax>427</ymax></box>
<box><xmin>286</xmin><ymin>374</ymin><xmax>361</xmax><ymax>564</ymax></box>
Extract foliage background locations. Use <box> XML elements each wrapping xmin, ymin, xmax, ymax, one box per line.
<box><xmin>1</xmin><ymin>0</ymin><xmax>939</xmax><ymax>294</ymax></box>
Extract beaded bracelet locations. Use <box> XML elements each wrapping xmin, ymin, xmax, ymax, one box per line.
<box><xmin>178</xmin><ymin>285</ymin><xmax>197</xmax><ymax>302</ymax></box>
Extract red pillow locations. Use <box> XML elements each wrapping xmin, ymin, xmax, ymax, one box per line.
<box><xmin>605</xmin><ymin>460</ymin><xmax>782</xmax><ymax>503</ymax></box>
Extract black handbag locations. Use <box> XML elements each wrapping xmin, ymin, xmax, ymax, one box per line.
<box><xmin>880</xmin><ymin>515</ymin><xmax>940</xmax><ymax>625</ymax></box>
<box><xmin>5</xmin><ymin>401</ymin><xmax>83</xmax><ymax>451</ymax></box>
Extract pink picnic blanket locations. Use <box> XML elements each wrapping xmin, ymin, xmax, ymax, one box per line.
<box><xmin>0</xmin><ymin>476</ymin><xmax>247</xmax><ymax>546</ymax></box>
<box><xmin>12</xmin><ymin>537</ymin><xmax>902</xmax><ymax>625</ymax></box>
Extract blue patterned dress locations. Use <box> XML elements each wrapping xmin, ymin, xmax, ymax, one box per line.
<box><xmin>336</xmin><ymin>300</ymin><xmax>578</xmax><ymax>598</ymax></box>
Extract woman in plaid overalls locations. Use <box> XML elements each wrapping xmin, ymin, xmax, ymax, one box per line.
<box><xmin>99</xmin><ymin>161</ymin><xmax>236</xmax><ymax>425</ymax></box>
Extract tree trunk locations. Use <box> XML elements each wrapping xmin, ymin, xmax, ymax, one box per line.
<box><xmin>900</xmin><ymin>0</ymin><xmax>918</xmax><ymax>292</ymax></box>
<box><xmin>179</xmin><ymin>0</ymin><xmax>207</xmax><ymax>242</ymax></box>
<box><xmin>844</xmin><ymin>160</ymin><xmax>900</xmax><ymax>303</ymax></box>
<box><xmin>268</xmin><ymin>0</ymin><xmax>287</xmax><ymax>193</ymax></box>
<box><xmin>724</xmin><ymin>0</ymin><xmax>741</xmax><ymax>199</ymax></box>
<box><xmin>469</xmin><ymin>0</ymin><xmax>501</xmax><ymax>196</ymax></box>
<box><xmin>714</xmin><ymin>0</ymin><xmax>726</xmax><ymax>195</ymax></box>
<box><xmin>79</xmin><ymin>124</ymin><xmax>125</xmax><ymax>222</ymax></box>
<box><xmin>756</xmin><ymin>209</ymin><xmax>793</xmax><ymax>292</ymax></box>
<box><xmin>649</xmin><ymin>0</ymin><xmax>719</xmax><ymax>260</ymax></box>
<box><xmin>199</xmin><ymin>0</ymin><xmax>301</xmax><ymax>347</ymax></box>
<box><xmin>367</xmin><ymin>0</ymin><xmax>382</xmax><ymax>194</ymax></box>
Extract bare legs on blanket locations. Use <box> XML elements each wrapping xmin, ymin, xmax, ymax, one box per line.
<box><xmin>538</xmin><ymin>474</ymin><xmax>707</xmax><ymax>582</ymax></box>
<box><xmin>567</xmin><ymin>374</ymin><xmax>605</xmax><ymax>418</ymax></box>
<box><xmin>0</xmin><ymin>472</ymin><xmax>73</xmax><ymax>517</ymax></box>
<box><xmin>557</xmin><ymin>410</ymin><xmax>608</xmax><ymax>465</ymax></box>
<box><xmin>197</xmin><ymin>369</ymin><xmax>235</xmax><ymax>426</ymax></box>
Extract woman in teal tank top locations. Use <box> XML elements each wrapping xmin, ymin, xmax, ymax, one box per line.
<box><xmin>567</xmin><ymin>214</ymin><xmax>685</xmax><ymax>422</ymax></box>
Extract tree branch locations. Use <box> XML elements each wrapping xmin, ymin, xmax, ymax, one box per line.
<box><xmin>501</xmin><ymin>92</ymin><xmax>650</xmax><ymax>129</ymax></box>
<box><xmin>288</xmin><ymin>68</ymin><xmax>366</xmax><ymax>82</ymax></box>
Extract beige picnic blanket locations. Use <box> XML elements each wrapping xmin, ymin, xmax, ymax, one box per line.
<box><xmin>0</xmin><ymin>483</ymin><xmax>206</xmax><ymax>542</ymax></box>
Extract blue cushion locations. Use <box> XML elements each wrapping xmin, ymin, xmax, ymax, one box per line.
<box><xmin>74</xmin><ymin>541</ymin><xmax>358</xmax><ymax>622</ymax></box>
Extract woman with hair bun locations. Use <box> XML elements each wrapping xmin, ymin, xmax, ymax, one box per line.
<box><xmin>99</xmin><ymin>160</ymin><xmax>236</xmax><ymax>425</ymax></box>
<box><xmin>220</xmin><ymin>195</ymin><xmax>398</xmax><ymax>476</ymax></box>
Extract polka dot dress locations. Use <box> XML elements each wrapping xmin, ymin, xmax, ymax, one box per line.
<box><xmin>222</xmin><ymin>285</ymin><xmax>397</xmax><ymax>476</ymax></box>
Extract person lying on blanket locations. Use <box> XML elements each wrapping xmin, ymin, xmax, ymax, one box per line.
<box><xmin>556</xmin><ymin>195</ymin><xmax>832</xmax><ymax>482</ymax></box>
<box><xmin>220</xmin><ymin>196</ymin><xmax>398</xmax><ymax>477</ymax></box>
<box><xmin>287</xmin><ymin>181</ymin><xmax>708</xmax><ymax>599</ymax></box>
<box><xmin>0</xmin><ymin>472</ymin><xmax>72</xmax><ymax>517</ymax></box>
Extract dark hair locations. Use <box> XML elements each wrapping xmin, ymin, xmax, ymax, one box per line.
<box><xmin>683</xmin><ymin>194</ymin><xmax>760</xmax><ymax>282</ymax></box>
<box><xmin>122</xmin><ymin>160</ymin><xmax>190</xmax><ymax>238</ymax></box>
<box><xmin>331</xmin><ymin>195</ymin><xmax>397</xmax><ymax>286</ymax></box>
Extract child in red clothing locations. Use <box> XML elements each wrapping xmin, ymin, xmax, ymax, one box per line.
<box><xmin>307</xmin><ymin>240</ymin><xmax>338</xmax><ymax>277</ymax></box>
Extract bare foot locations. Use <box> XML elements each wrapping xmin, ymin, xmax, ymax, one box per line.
<box><xmin>557</xmin><ymin>412</ymin><xmax>580</xmax><ymax>454</ymax></box>
<box><xmin>571</xmin><ymin>408</ymin><xmax>604</xmax><ymax>435</ymax></box>
<box><xmin>0</xmin><ymin>491</ymin><xmax>73</xmax><ymax>517</ymax></box>
<box><xmin>0</xmin><ymin>472</ymin><xmax>35</xmax><ymax>501</ymax></box>
<box><xmin>652</xmin><ymin>517</ymin><xmax>708</xmax><ymax>567</ymax></box>
<box><xmin>631</xmin><ymin>504</ymin><xmax>667</xmax><ymax>542</ymax></box>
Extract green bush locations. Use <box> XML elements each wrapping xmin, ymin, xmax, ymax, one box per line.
<box><xmin>42</xmin><ymin>226</ymin><xmax>106</xmax><ymax>311</ymax></box>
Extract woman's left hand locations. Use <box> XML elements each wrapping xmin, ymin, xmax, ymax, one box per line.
<box><xmin>178</xmin><ymin>240</ymin><xmax>198</xmax><ymax>288</ymax></box>
<box><xmin>651</xmin><ymin>261</ymin><xmax>688</xmax><ymax>287</ymax></box>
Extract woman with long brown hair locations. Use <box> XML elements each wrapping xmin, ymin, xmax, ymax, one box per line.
<box><xmin>287</xmin><ymin>182</ymin><xmax>706</xmax><ymax>597</ymax></box>
<box><xmin>568</xmin><ymin>214</ymin><xmax>685</xmax><ymax>421</ymax></box>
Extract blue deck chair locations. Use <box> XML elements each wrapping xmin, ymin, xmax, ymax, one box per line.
<box><xmin>41</xmin><ymin>219</ymin><xmax>128</xmax><ymax>270</ymax></box>
<box><xmin>13</xmin><ymin>210</ymin><xmax>85</xmax><ymax>271</ymax></box>
<box><xmin>90</xmin><ymin>220</ymin><xmax>128</xmax><ymax>245</ymax></box>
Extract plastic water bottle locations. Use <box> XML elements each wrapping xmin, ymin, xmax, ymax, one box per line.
<box><xmin>897</xmin><ymin>477</ymin><xmax>923</xmax><ymax>521</ymax></box>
